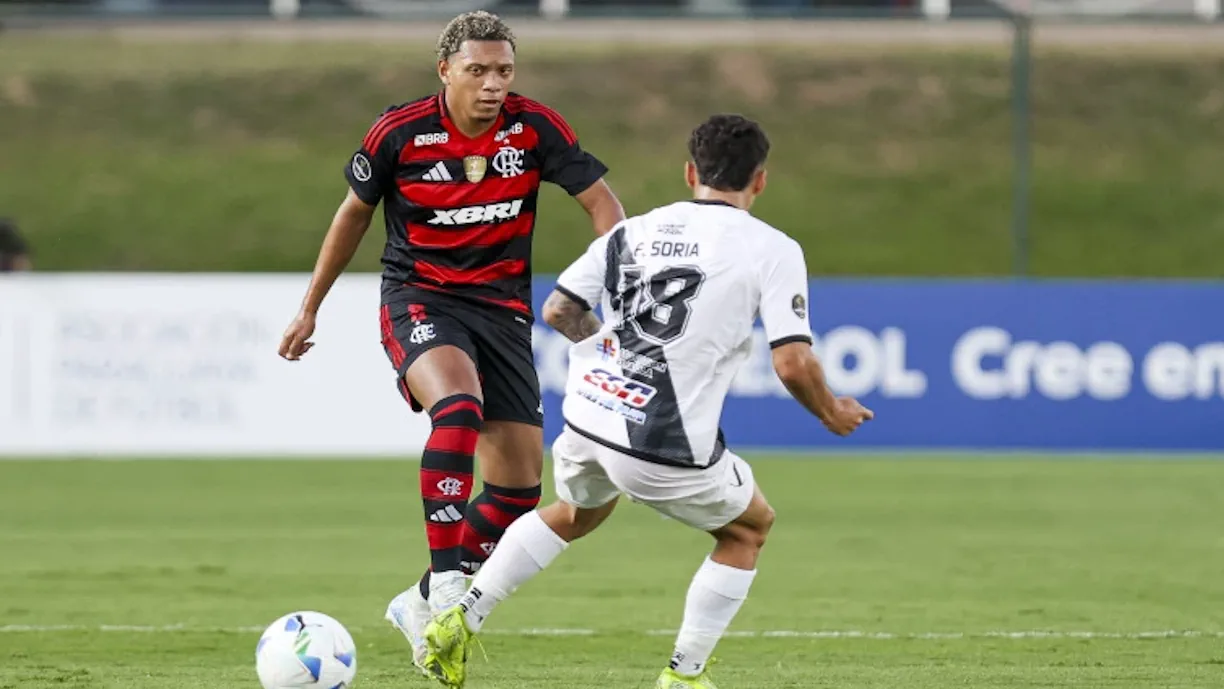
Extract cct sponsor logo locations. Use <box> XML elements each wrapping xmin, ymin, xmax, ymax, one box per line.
<box><xmin>582</xmin><ymin>368</ymin><xmax>657</xmax><ymax>408</ymax></box>
<box><xmin>953</xmin><ymin>326</ymin><xmax>1224</xmax><ymax>401</ymax></box>
<box><xmin>575</xmin><ymin>367</ymin><xmax>658</xmax><ymax>425</ymax></box>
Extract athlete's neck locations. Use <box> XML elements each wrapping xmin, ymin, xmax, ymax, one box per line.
<box><xmin>691</xmin><ymin>187</ymin><xmax>753</xmax><ymax>211</ymax></box>
<box><xmin>444</xmin><ymin>89</ymin><xmax>498</xmax><ymax>139</ymax></box>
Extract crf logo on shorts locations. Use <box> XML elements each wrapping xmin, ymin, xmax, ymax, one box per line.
<box><xmin>410</xmin><ymin>323</ymin><xmax>435</xmax><ymax>344</ymax></box>
<box><xmin>429</xmin><ymin>200</ymin><xmax>524</xmax><ymax>226</ymax></box>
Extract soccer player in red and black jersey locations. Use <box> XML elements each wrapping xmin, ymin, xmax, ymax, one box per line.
<box><xmin>277</xmin><ymin>10</ymin><xmax>624</xmax><ymax>670</ymax></box>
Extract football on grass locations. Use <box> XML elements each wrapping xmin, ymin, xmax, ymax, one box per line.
<box><xmin>255</xmin><ymin>611</ymin><xmax>357</xmax><ymax>689</ymax></box>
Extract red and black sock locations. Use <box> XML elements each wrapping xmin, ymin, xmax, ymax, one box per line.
<box><xmin>458</xmin><ymin>483</ymin><xmax>543</xmax><ymax>575</ymax></box>
<box><xmin>419</xmin><ymin>394</ymin><xmax>481</xmax><ymax>575</ymax></box>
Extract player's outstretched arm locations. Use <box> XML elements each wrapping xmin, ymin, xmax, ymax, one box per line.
<box><xmin>278</xmin><ymin>189</ymin><xmax>377</xmax><ymax>361</ymax></box>
<box><xmin>772</xmin><ymin>342</ymin><xmax>874</xmax><ymax>437</ymax></box>
<box><xmin>525</xmin><ymin>98</ymin><xmax>624</xmax><ymax>236</ymax></box>
<box><xmin>542</xmin><ymin>289</ymin><xmax>602</xmax><ymax>343</ymax></box>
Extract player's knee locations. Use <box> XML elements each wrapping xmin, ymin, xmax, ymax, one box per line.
<box><xmin>750</xmin><ymin>504</ymin><xmax>776</xmax><ymax>549</ymax></box>
<box><xmin>760</xmin><ymin>503</ymin><xmax>777</xmax><ymax>536</ymax></box>
<box><xmin>716</xmin><ymin>512</ymin><xmax>773</xmax><ymax>552</ymax></box>
<box><xmin>429</xmin><ymin>394</ymin><xmax>484</xmax><ymax>431</ymax></box>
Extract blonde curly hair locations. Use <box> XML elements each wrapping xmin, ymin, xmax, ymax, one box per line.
<box><xmin>436</xmin><ymin>11</ymin><xmax>517</xmax><ymax>62</ymax></box>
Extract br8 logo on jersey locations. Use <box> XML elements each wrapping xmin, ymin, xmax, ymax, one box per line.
<box><xmin>582</xmin><ymin>368</ymin><xmax>657</xmax><ymax>408</ymax></box>
<box><xmin>414</xmin><ymin>132</ymin><xmax>449</xmax><ymax>146</ymax></box>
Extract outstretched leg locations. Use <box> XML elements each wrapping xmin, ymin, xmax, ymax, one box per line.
<box><xmin>421</xmin><ymin>500</ymin><xmax>618</xmax><ymax>687</ymax></box>
<box><xmin>462</xmin><ymin>499</ymin><xmax>618</xmax><ymax>628</ymax></box>
<box><xmin>660</xmin><ymin>485</ymin><xmax>775</xmax><ymax>688</ymax></box>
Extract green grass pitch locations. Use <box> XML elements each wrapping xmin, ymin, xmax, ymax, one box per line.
<box><xmin>1</xmin><ymin>456</ymin><xmax>1222</xmax><ymax>688</ymax></box>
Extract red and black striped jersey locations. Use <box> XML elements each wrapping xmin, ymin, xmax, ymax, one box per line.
<box><xmin>344</xmin><ymin>91</ymin><xmax>609</xmax><ymax>315</ymax></box>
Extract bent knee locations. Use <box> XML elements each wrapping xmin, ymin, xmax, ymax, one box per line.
<box><xmin>716</xmin><ymin>513</ymin><xmax>774</xmax><ymax>551</ymax></box>
<box><xmin>760</xmin><ymin>504</ymin><xmax>777</xmax><ymax>535</ymax></box>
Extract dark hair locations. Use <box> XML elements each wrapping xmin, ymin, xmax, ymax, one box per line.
<box><xmin>436</xmin><ymin>11</ymin><xmax>516</xmax><ymax>62</ymax></box>
<box><xmin>687</xmin><ymin>114</ymin><xmax>770</xmax><ymax>192</ymax></box>
<box><xmin>0</xmin><ymin>219</ymin><xmax>28</xmax><ymax>272</ymax></box>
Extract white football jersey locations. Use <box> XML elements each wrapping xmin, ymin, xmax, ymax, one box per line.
<box><xmin>555</xmin><ymin>199</ymin><xmax>813</xmax><ymax>468</ymax></box>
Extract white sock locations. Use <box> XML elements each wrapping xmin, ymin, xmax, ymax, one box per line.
<box><xmin>458</xmin><ymin>511</ymin><xmax>568</xmax><ymax>632</ymax></box>
<box><xmin>670</xmin><ymin>557</ymin><xmax>757</xmax><ymax>677</ymax></box>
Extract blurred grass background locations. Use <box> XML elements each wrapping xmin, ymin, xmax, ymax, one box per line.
<box><xmin>1</xmin><ymin>36</ymin><xmax>1223</xmax><ymax>276</ymax></box>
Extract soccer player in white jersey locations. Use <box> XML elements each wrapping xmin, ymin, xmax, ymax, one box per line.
<box><xmin>418</xmin><ymin>114</ymin><xmax>874</xmax><ymax>689</ymax></box>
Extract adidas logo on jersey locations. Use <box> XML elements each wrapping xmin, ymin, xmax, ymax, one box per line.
<box><xmin>428</xmin><ymin>505</ymin><xmax>464</xmax><ymax>523</ymax></box>
<box><xmin>421</xmin><ymin>162</ymin><xmax>453</xmax><ymax>182</ymax></box>
<box><xmin>429</xmin><ymin>199</ymin><xmax>523</xmax><ymax>226</ymax></box>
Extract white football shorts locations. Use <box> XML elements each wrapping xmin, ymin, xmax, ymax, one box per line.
<box><xmin>551</xmin><ymin>426</ymin><xmax>756</xmax><ymax>532</ymax></box>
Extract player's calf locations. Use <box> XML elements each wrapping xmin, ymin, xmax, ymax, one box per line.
<box><xmin>668</xmin><ymin>489</ymin><xmax>774</xmax><ymax>681</ymax></box>
<box><xmin>420</xmin><ymin>394</ymin><xmax>482</xmax><ymax>610</ymax></box>
<box><xmin>458</xmin><ymin>482</ymin><xmax>542</xmax><ymax>574</ymax></box>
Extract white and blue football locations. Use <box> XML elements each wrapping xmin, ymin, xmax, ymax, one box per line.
<box><xmin>255</xmin><ymin>611</ymin><xmax>357</xmax><ymax>689</ymax></box>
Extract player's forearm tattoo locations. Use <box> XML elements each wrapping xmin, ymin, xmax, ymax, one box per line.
<box><xmin>544</xmin><ymin>291</ymin><xmax>602</xmax><ymax>343</ymax></box>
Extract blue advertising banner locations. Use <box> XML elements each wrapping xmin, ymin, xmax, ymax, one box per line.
<box><xmin>530</xmin><ymin>278</ymin><xmax>1224</xmax><ymax>452</ymax></box>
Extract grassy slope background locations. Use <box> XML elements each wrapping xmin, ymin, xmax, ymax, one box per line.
<box><xmin>1</xmin><ymin>35</ymin><xmax>1223</xmax><ymax>276</ymax></box>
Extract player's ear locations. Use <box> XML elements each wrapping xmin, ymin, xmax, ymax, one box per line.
<box><xmin>437</xmin><ymin>59</ymin><xmax>450</xmax><ymax>85</ymax></box>
<box><xmin>752</xmin><ymin>167</ymin><xmax>768</xmax><ymax>196</ymax></box>
<box><xmin>684</xmin><ymin>161</ymin><xmax>698</xmax><ymax>191</ymax></box>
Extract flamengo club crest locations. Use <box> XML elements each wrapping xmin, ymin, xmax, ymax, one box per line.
<box><xmin>492</xmin><ymin>146</ymin><xmax>525</xmax><ymax>178</ymax></box>
<box><xmin>463</xmin><ymin>155</ymin><xmax>487</xmax><ymax>183</ymax></box>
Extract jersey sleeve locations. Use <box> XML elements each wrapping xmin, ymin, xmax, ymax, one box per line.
<box><xmin>758</xmin><ymin>237</ymin><xmax>814</xmax><ymax>349</ymax></box>
<box><xmin>532</xmin><ymin>108</ymin><xmax>609</xmax><ymax>196</ymax></box>
<box><xmin>344</xmin><ymin>112</ymin><xmax>401</xmax><ymax>206</ymax></box>
<box><xmin>555</xmin><ymin>230</ymin><xmax>615</xmax><ymax>311</ymax></box>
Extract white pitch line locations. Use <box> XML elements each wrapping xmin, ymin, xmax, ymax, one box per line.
<box><xmin>0</xmin><ymin>625</ymin><xmax>1220</xmax><ymax>640</ymax></box>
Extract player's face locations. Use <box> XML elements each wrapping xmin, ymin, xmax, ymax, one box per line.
<box><xmin>443</xmin><ymin>40</ymin><xmax>516</xmax><ymax>123</ymax></box>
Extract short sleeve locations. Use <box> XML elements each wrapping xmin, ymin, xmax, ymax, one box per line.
<box><xmin>556</xmin><ymin>230</ymin><xmax>615</xmax><ymax>311</ymax></box>
<box><xmin>759</xmin><ymin>238</ymin><xmax>813</xmax><ymax>349</ymax></box>
<box><xmin>344</xmin><ymin>112</ymin><xmax>401</xmax><ymax>206</ymax></box>
<box><xmin>531</xmin><ymin>109</ymin><xmax>609</xmax><ymax>196</ymax></box>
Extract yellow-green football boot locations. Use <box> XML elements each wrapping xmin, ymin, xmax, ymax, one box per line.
<box><xmin>656</xmin><ymin>664</ymin><xmax>720</xmax><ymax>689</ymax></box>
<box><xmin>420</xmin><ymin>607</ymin><xmax>476</xmax><ymax>688</ymax></box>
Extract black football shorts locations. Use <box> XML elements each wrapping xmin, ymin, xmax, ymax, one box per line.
<box><xmin>379</xmin><ymin>283</ymin><xmax>543</xmax><ymax>427</ymax></box>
